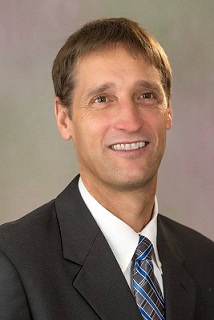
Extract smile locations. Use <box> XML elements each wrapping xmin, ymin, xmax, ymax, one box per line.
<box><xmin>111</xmin><ymin>141</ymin><xmax>146</xmax><ymax>151</ymax></box>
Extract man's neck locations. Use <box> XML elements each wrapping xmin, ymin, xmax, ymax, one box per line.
<box><xmin>80</xmin><ymin>175</ymin><xmax>157</xmax><ymax>233</ymax></box>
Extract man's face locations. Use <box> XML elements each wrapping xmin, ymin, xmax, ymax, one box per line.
<box><xmin>58</xmin><ymin>46</ymin><xmax>172</xmax><ymax>193</ymax></box>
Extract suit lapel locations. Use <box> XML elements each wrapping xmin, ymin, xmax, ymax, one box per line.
<box><xmin>55</xmin><ymin>176</ymin><xmax>142</xmax><ymax>320</ymax></box>
<box><xmin>73</xmin><ymin>230</ymin><xmax>142</xmax><ymax>320</ymax></box>
<box><xmin>157</xmin><ymin>215</ymin><xmax>196</xmax><ymax>320</ymax></box>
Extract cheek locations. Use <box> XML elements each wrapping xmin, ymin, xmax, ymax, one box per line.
<box><xmin>71</xmin><ymin>118</ymin><xmax>105</xmax><ymax>150</ymax></box>
<box><xmin>146</xmin><ymin>113</ymin><xmax>168</xmax><ymax>147</ymax></box>
<box><xmin>154</xmin><ymin>108</ymin><xmax>169</xmax><ymax>131</ymax></box>
<box><xmin>85</xmin><ymin>114</ymin><xmax>110</xmax><ymax>137</ymax></box>
<box><xmin>146</xmin><ymin>111</ymin><xmax>166</xmax><ymax>131</ymax></box>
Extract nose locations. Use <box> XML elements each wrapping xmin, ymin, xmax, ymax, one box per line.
<box><xmin>114</xmin><ymin>100</ymin><xmax>142</xmax><ymax>132</ymax></box>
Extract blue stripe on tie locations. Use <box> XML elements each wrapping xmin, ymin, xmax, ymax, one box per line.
<box><xmin>133</xmin><ymin>281</ymin><xmax>164</xmax><ymax>320</ymax></box>
<box><xmin>138</xmin><ymin>306</ymin><xmax>152</xmax><ymax>320</ymax></box>
<box><xmin>147</xmin><ymin>259</ymin><xmax>153</xmax><ymax>268</ymax></box>
<box><xmin>136</xmin><ymin>263</ymin><xmax>164</xmax><ymax>306</ymax></box>
<box><xmin>137</xmin><ymin>243</ymin><xmax>152</xmax><ymax>261</ymax></box>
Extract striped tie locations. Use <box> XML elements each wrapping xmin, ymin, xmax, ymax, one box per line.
<box><xmin>132</xmin><ymin>235</ymin><xmax>165</xmax><ymax>320</ymax></box>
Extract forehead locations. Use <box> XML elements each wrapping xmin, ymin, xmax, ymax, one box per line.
<box><xmin>73</xmin><ymin>46</ymin><xmax>163</xmax><ymax>97</ymax></box>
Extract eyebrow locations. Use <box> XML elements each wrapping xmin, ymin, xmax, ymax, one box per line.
<box><xmin>135</xmin><ymin>80</ymin><xmax>163</xmax><ymax>92</ymax></box>
<box><xmin>84</xmin><ymin>80</ymin><xmax>163</xmax><ymax>101</ymax></box>
<box><xmin>84</xmin><ymin>82</ymin><xmax>116</xmax><ymax>100</ymax></box>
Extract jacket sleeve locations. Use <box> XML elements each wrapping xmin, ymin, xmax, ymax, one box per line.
<box><xmin>0</xmin><ymin>250</ymin><xmax>32</xmax><ymax>320</ymax></box>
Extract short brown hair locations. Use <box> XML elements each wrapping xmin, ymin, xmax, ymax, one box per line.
<box><xmin>52</xmin><ymin>17</ymin><xmax>172</xmax><ymax>110</ymax></box>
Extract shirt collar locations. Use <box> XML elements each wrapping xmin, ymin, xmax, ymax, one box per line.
<box><xmin>78</xmin><ymin>177</ymin><xmax>161</xmax><ymax>274</ymax></box>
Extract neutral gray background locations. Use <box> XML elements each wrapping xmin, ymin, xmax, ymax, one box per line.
<box><xmin>1</xmin><ymin>0</ymin><xmax>214</xmax><ymax>240</ymax></box>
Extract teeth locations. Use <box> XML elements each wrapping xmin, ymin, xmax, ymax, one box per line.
<box><xmin>111</xmin><ymin>141</ymin><xmax>146</xmax><ymax>151</ymax></box>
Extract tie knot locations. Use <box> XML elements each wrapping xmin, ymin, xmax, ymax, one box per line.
<box><xmin>133</xmin><ymin>235</ymin><xmax>153</xmax><ymax>261</ymax></box>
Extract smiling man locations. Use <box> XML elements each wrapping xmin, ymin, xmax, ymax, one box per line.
<box><xmin>55</xmin><ymin>45</ymin><xmax>172</xmax><ymax>232</ymax></box>
<box><xmin>0</xmin><ymin>18</ymin><xmax>214</xmax><ymax>320</ymax></box>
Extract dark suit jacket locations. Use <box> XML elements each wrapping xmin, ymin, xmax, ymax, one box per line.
<box><xmin>0</xmin><ymin>176</ymin><xmax>214</xmax><ymax>320</ymax></box>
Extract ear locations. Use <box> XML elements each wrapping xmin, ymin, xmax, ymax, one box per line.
<box><xmin>166</xmin><ymin>101</ymin><xmax>173</xmax><ymax>130</ymax></box>
<box><xmin>55</xmin><ymin>97</ymin><xmax>72</xmax><ymax>140</ymax></box>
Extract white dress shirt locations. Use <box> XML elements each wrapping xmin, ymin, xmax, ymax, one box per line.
<box><xmin>78</xmin><ymin>177</ymin><xmax>164</xmax><ymax>294</ymax></box>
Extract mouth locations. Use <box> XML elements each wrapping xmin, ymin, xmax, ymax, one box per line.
<box><xmin>110</xmin><ymin>141</ymin><xmax>147</xmax><ymax>151</ymax></box>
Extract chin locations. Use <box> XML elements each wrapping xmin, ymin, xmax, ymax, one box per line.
<box><xmin>109</xmin><ymin>174</ymin><xmax>156</xmax><ymax>191</ymax></box>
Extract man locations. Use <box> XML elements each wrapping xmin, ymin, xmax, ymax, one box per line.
<box><xmin>0</xmin><ymin>18</ymin><xmax>213</xmax><ymax>320</ymax></box>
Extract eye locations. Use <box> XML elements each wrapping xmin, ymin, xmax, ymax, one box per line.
<box><xmin>140</xmin><ymin>92</ymin><xmax>155</xmax><ymax>99</ymax></box>
<box><xmin>137</xmin><ymin>92</ymin><xmax>159</xmax><ymax>106</ymax></box>
<box><xmin>94</xmin><ymin>96</ymin><xmax>108</xmax><ymax>103</ymax></box>
<box><xmin>89</xmin><ymin>94</ymin><xmax>114</xmax><ymax>109</ymax></box>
